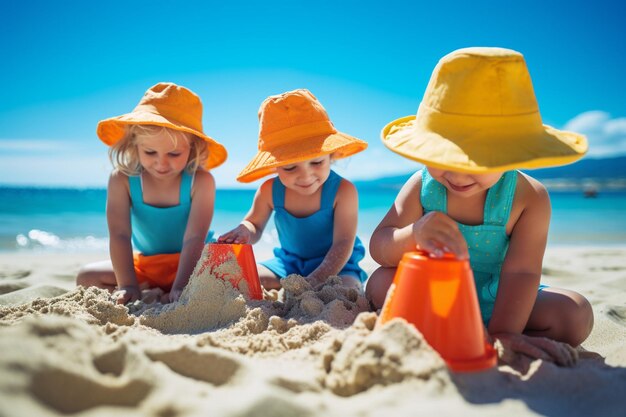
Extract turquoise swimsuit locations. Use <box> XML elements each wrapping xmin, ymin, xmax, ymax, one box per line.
<box><xmin>128</xmin><ymin>172</ymin><xmax>194</xmax><ymax>256</ymax></box>
<box><xmin>260</xmin><ymin>170</ymin><xmax>367</xmax><ymax>282</ymax></box>
<box><xmin>420</xmin><ymin>168</ymin><xmax>518</xmax><ymax>325</ymax></box>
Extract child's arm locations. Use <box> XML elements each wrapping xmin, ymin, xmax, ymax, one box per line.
<box><xmin>307</xmin><ymin>180</ymin><xmax>358</xmax><ymax>285</ymax></box>
<box><xmin>489</xmin><ymin>175</ymin><xmax>550</xmax><ymax>335</ymax></box>
<box><xmin>485</xmin><ymin>175</ymin><xmax>578</xmax><ymax>365</ymax></box>
<box><xmin>218</xmin><ymin>179</ymin><xmax>274</xmax><ymax>244</ymax></box>
<box><xmin>369</xmin><ymin>171</ymin><xmax>468</xmax><ymax>267</ymax></box>
<box><xmin>106</xmin><ymin>172</ymin><xmax>141</xmax><ymax>304</ymax></box>
<box><xmin>169</xmin><ymin>170</ymin><xmax>216</xmax><ymax>302</ymax></box>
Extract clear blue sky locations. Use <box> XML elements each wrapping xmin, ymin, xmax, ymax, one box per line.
<box><xmin>1</xmin><ymin>0</ymin><xmax>625</xmax><ymax>187</ymax></box>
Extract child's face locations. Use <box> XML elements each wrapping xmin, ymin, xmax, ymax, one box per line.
<box><xmin>427</xmin><ymin>167</ymin><xmax>503</xmax><ymax>198</ymax></box>
<box><xmin>137</xmin><ymin>132</ymin><xmax>191</xmax><ymax>179</ymax></box>
<box><xmin>276</xmin><ymin>155</ymin><xmax>331</xmax><ymax>196</ymax></box>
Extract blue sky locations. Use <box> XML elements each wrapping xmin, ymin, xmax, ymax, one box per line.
<box><xmin>1</xmin><ymin>0</ymin><xmax>625</xmax><ymax>188</ymax></box>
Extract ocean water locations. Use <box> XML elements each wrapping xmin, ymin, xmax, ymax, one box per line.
<box><xmin>1</xmin><ymin>186</ymin><xmax>625</xmax><ymax>253</ymax></box>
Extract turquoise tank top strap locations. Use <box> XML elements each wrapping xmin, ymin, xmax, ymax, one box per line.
<box><xmin>320</xmin><ymin>170</ymin><xmax>341</xmax><ymax>209</ymax></box>
<box><xmin>272</xmin><ymin>177</ymin><xmax>286</xmax><ymax>208</ymax></box>
<box><xmin>128</xmin><ymin>174</ymin><xmax>142</xmax><ymax>205</ymax></box>
<box><xmin>420</xmin><ymin>168</ymin><xmax>447</xmax><ymax>213</ymax></box>
<box><xmin>483</xmin><ymin>171</ymin><xmax>517</xmax><ymax>226</ymax></box>
<box><xmin>179</xmin><ymin>171</ymin><xmax>193</xmax><ymax>203</ymax></box>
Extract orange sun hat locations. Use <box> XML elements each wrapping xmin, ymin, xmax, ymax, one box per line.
<box><xmin>236</xmin><ymin>89</ymin><xmax>368</xmax><ymax>183</ymax></box>
<box><xmin>97</xmin><ymin>82</ymin><xmax>228</xmax><ymax>170</ymax></box>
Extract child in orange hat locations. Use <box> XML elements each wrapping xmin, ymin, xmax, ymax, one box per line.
<box><xmin>219</xmin><ymin>89</ymin><xmax>368</xmax><ymax>290</ymax></box>
<box><xmin>77</xmin><ymin>82</ymin><xmax>227</xmax><ymax>304</ymax></box>
<box><xmin>366</xmin><ymin>48</ymin><xmax>593</xmax><ymax>366</ymax></box>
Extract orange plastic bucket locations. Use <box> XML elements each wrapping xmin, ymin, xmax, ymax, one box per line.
<box><xmin>378</xmin><ymin>251</ymin><xmax>496</xmax><ymax>372</ymax></box>
<box><xmin>200</xmin><ymin>243</ymin><xmax>263</xmax><ymax>300</ymax></box>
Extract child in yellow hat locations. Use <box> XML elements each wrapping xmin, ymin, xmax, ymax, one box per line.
<box><xmin>366</xmin><ymin>48</ymin><xmax>593</xmax><ymax>366</ymax></box>
<box><xmin>219</xmin><ymin>89</ymin><xmax>368</xmax><ymax>290</ymax></box>
<box><xmin>77</xmin><ymin>82</ymin><xmax>227</xmax><ymax>304</ymax></box>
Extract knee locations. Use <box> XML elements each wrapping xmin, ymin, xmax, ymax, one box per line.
<box><xmin>339</xmin><ymin>275</ymin><xmax>362</xmax><ymax>292</ymax></box>
<box><xmin>562</xmin><ymin>295</ymin><xmax>594</xmax><ymax>346</ymax></box>
<box><xmin>76</xmin><ymin>268</ymin><xmax>99</xmax><ymax>288</ymax></box>
<box><xmin>76</xmin><ymin>268</ymin><xmax>89</xmax><ymax>287</ymax></box>
<box><xmin>260</xmin><ymin>276</ymin><xmax>281</xmax><ymax>290</ymax></box>
<box><xmin>570</xmin><ymin>296</ymin><xmax>594</xmax><ymax>346</ymax></box>
<box><xmin>365</xmin><ymin>267</ymin><xmax>396</xmax><ymax>310</ymax></box>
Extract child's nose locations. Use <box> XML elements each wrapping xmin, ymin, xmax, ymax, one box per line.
<box><xmin>156</xmin><ymin>155</ymin><xmax>169</xmax><ymax>166</ymax></box>
<box><xmin>300</xmin><ymin>167</ymin><xmax>314</xmax><ymax>179</ymax></box>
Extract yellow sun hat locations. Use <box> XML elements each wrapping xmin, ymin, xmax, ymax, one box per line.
<box><xmin>382</xmin><ymin>47</ymin><xmax>588</xmax><ymax>173</ymax></box>
<box><xmin>236</xmin><ymin>89</ymin><xmax>368</xmax><ymax>183</ymax></box>
<box><xmin>97</xmin><ymin>82</ymin><xmax>227</xmax><ymax>170</ymax></box>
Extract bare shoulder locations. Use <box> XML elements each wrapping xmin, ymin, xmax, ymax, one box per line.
<box><xmin>396</xmin><ymin>170</ymin><xmax>423</xmax><ymax>204</ymax></box>
<box><xmin>106</xmin><ymin>171</ymin><xmax>131</xmax><ymax>210</ymax></box>
<box><xmin>191</xmin><ymin>170</ymin><xmax>216</xmax><ymax>199</ymax></box>
<box><xmin>516</xmin><ymin>171</ymin><xmax>550</xmax><ymax>208</ymax></box>
<box><xmin>193</xmin><ymin>169</ymin><xmax>216</xmax><ymax>188</ymax></box>
<box><xmin>256</xmin><ymin>178</ymin><xmax>274</xmax><ymax>208</ymax></box>
<box><xmin>334</xmin><ymin>178</ymin><xmax>358</xmax><ymax>207</ymax></box>
<box><xmin>337</xmin><ymin>178</ymin><xmax>357</xmax><ymax>197</ymax></box>
<box><xmin>258</xmin><ymin>178</ymin><xmax>274</xmax><ymax>197</ymax></box>
<box><xmin>108</xmin><ymin>170</ymin><xmax>129</xmax><ymax>192</ymax></box>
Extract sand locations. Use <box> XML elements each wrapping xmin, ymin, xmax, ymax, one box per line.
<box><xmin>0</xmin><ymin>245</ymin><xmax>625</xmax><ymax>417</ymax></box>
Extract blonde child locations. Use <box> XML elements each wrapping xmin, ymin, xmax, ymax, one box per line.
<box><xmin>218</xmin><ymin>89</ymin><xmax>368</xmax><ymax>290</ymax></box>
<box><xmin>366</xmin><ymin>48</ymin><xmax>593</xmax><ymax>365</ymax></box>
<box><xmin>77</xmin><ymin>82</ymin><xmax>227</xmax><ymax>304</ymax></box>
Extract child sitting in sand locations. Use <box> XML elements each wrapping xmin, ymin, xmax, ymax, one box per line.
<box><xmin>76</xmin><ymin>82</ymin><xmax>227</xmax><ymax>304</ymax></box>
<box><xmin>218</xmin><ymin>89</ymin><xmax>368</xmax><ymax>290</ymax></box>
<box><xmin>366</xmin><ymin>48</ymin><xmax>593</xmax><ymax>364</ymax></box>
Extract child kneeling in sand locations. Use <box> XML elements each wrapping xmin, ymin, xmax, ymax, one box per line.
<box><xmin>366</xmin><ymin>48</ymin><xmax>593</xmax><ymax>363</ymax></box>
<box><xmin>219</xmin><ymin>89</ymin><xmax>368</xmax><ymax>290</ymax></box>
<box><xmin>77</xmin><ymin>83</ymin><xmax>227</xmax><ymax>304</ymax></box>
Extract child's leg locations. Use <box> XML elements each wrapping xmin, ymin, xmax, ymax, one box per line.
<box><xmin>258</xmin><ymin>264</ymin><xmax>281</xmax><ymax>290</ymax></box>
<box><xmin>76</xmin><ymin>260</ymin><xmax>118</xmax><ymax>292</ymax></box>
<box><xmin>365</xmin><ymin>267</ymin><xmax>397</xmax><ymax>310</ymax></box>
<box><xmin>524</xmin><ymin>287</ymin><xmax>594</xmax><ymax>346</ymax></box>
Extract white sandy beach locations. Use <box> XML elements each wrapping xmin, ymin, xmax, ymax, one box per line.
<box><xmin>0</xmin><ymin>245</ymin><xmax>625</xmax><ymax>417</ymax></box>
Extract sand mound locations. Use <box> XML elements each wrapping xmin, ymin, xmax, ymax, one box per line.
<box><xmin>318</xmin><ymin>314</ymin><xmax>450</xmax><ymax>396</ymax></box>
<box><xmin>0</xmin><ymin>286</ymin><xmax>134</xmax><ymax>327</ymax></box>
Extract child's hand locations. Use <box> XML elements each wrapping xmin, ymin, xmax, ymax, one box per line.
<box><xmin>412</xmin><ymin>211</ymin><xmax>469</xmax><ymax>259</ymax></box>
<box><xmin>168</xmin><ymin>287</ymin><xmax>184</xmax><ymax>303</ymax></box>
<box><xmin>111</xmin><ymin>285</ymin><xmax>141</xmax><ymax>305</ymax></box>
<box><xmin>492</xmin><ymin>332</ymin><xmax>578</xmax><ymax>367</ymax></box>
<box><xmin>218</xmin><ymin>224</ymin><xmax>252</xmax><ymax>244</ymax></box>
<box><xmin>307</xmin><ymin>274</ymin><xmax>326</xmax><ymax>289</ymax></box>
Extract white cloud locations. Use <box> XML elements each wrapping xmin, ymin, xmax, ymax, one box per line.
<box><xmin>563</xmin><ymin>111</ymin><xmax>626</xmax><ymax>157</ymax></box>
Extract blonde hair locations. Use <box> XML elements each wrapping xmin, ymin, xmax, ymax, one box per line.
<box><xmin>109</xmin><ymin>125</ymin><xmax>209</xmax><ymax>175</ymax></box>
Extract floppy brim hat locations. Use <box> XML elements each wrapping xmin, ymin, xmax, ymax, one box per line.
<box><xmin>382</xmin><ymin>47</ymin><xmax>588</xmax><ymax>173</ymax></box>
<box><xmin>97</xmin><ymin>83</ymin><xmax>227</xmax><ymax>170</ymax></box>
<box><xmin>237</xmin><ymin>89</ymin><xmax>367</xmax><ymax>183</ymax></box>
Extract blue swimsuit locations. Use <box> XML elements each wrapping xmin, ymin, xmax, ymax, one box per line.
<box><xmin>421</xmin><ymin>168</ymin><xmax>519</xmax><ymax>324</ymax></box>
<box><xmin>128</xmin><ymin>171</ymin><xmax>215</xmax><ymax>255</ymax></box>
<box><xmin>261</xmin><ymin>170</ymin><xmax>368</xmax><ymax>282</ymax></box>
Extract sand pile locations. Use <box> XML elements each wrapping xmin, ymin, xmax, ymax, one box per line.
<box><xmin>0</xmin><ymin>247</ymin><xmax>456</xmax><ymax>416</ymax></box>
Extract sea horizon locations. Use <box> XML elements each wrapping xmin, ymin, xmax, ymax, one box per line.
<box><xmin>1</xmin><ymin>184</ymin><xmax>625</xmax><ymax>254</ymax></box>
